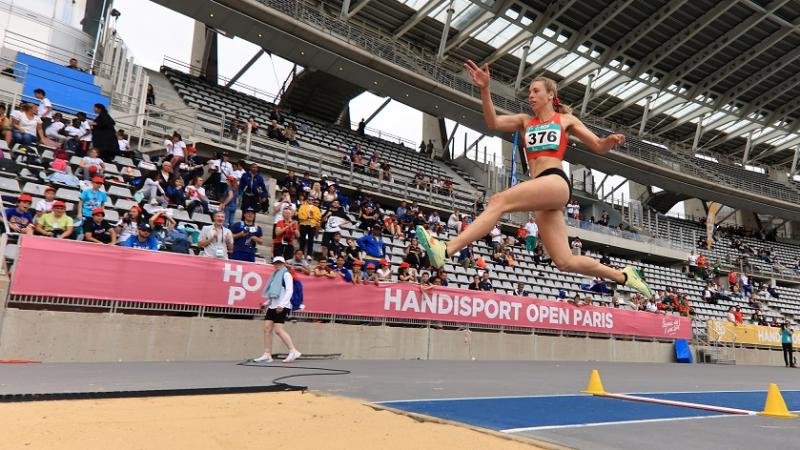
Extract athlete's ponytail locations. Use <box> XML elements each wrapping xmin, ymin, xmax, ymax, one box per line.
<box><xmin>533</xmin><ymin>77</ymin><xmax>573</xmax><ymax>115</ymax></box>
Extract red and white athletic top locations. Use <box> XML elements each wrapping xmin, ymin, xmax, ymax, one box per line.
<box><xmin>524</xmin><ymin>113</ymin><xmax>568</xmax><ymax>162</ymax></box>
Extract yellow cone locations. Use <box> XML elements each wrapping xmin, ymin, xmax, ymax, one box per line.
<box><xmin>581</xmin><ymin>369</ymin><xmax>607</xmax><ymax>395</ymax></box>
<box><xmin>758</xmin><ymin>383</ymin><xmax>798</xmax><ymax>418</ymax></box>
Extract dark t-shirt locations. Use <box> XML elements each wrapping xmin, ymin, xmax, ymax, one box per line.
<box><xmin>479</xmin><ymin>280</ymin><xmax>493</xmax><ymax>291</ymax></box>
<box><xmin>85</xmin><ymin>219</ymin><xmax>113</xmax><ymax>243</ymax></box>
<box><xmin>231</xmin><ymin>221</ymin><xmax>263</xmax><ymax>258</ymax></box>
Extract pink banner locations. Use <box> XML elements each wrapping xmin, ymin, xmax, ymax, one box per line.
<box><xmin>11</xmin><ymin>236</ymin><xmax>691</xmax><ymax>340</ymax></box>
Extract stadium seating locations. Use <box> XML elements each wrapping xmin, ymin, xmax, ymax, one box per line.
<box><xmin>15</xmin><ymin>53</ymin><xmax>109</xmax><ymax>116</ymax></box>
<box><xmin>159</xmin><ymin>66</ymin><xmax>480</xmax><ymax>213</ymax></box>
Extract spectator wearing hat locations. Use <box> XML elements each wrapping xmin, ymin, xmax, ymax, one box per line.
<box><xmin>274</xmin><ymin>208</ymin><xmax>300</xmax><ymax>260</ymax></box>
<box><xmin>199</xmin><ymin>211</ymin><xmax>233</xmax><ymax>259</ymax></box>
<box><xmin>79</xmin><ymin>148</ymin><xmax>105</xmax><ymax>181</ymax></box>
<box><xmin>363</xmin><ymin>264</ymin><xmax>380</xmax><ymax>285</ymax></box>
<box><xmin>149</xmin><ymin>210</ymin><xmax>176</xmax><ymax>249</ymax></box>
<box><xmin>34</xmin><ymin>201</ymin><xmax>73</xmax><ymax>239</ymax></box>
<box><xmin>3</xmin><ymin>194</ymin><xmax>35</xmax><ymax>235</ymax></box>
<box><xmin>77</xmin><ymin>177</ymin><xmax>108</xmax><ymax>219</ymax></box>
<box><xmin>375</xmin><ymin>259</ymin><xmax>392</xmax><ymax>281</ymax></box>
<box><xmin>123</xmin><ymin>223</ymin><xmax>159</xmax><ymax>250</ymax></box>
<box><xmin>351</xmin><ymin>260</ymin><xmax>364</xmax><ymax>284</ymax></box>
<box><xmin>313</xmin><ymin>257</ymin><xmax>336</xmax><ymax>278</ymax></box>
<box><xmin>239</xmin><ymin>162</ymin><xmax>268</xmax><ymax>214</ymax></box>
<box><xmin>397</xmin><ymin>262</ymin><xmax>414</xmax><ymax>282</ymax></box>
<box><xmin>287</xmin><ymin>249</ymin><xmax>312</xmax><ymax>275</ymax></box>
<box><xmin>253</xmin><ymin>256</ymin><xmax>302</xmax><ymax>363</ymax></box>
<box><xmin>84</xmin><ymin>208</ymin><xmax>116</xmax><ymax>244</ymax></box>
<box><xmin>297</xmin><ymin>196</ymin><xmax>321</xmax><ymax>259</ymax></box>
<box><xmin>230</xmin><ymin>207</ymin><xmax>264</xmax><ymax>262</ymax></box>
<box><xmin>115</xmin><ymin>205</ymin><xmax>144</xmax><ymax>244</ymax></box>
<box><xmin>34</xmin><ymin>186</ymin><xmax>57</xmax><ymax>222</ymax></box>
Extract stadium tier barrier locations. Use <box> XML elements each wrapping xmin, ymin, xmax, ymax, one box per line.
<box><xmin>10</xmin><ymin>236</ymin><xmax>691</xmax><ymax>341</ymax></box>
<box><xmin>707</xmin><ymin>320</ymin><xmax>800</xmax><ymax>349</ymax></box>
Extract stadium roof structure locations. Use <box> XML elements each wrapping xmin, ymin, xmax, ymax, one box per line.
<box><xmin>326</xmin><ymin>0</ymin><xmax>800</xmax><ymax>169</ymax></box>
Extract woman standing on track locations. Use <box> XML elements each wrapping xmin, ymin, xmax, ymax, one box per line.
<box><xmin>416</xmin><ymin>60</ymin><xmax>653</xmax><ymax>299</ymax></box>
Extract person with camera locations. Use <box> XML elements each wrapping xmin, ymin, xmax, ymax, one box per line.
<box><xmin>230</xmin><ymin>207</ymin><xmax>264</xmax><ymax>262</ymax></box>
<box><xmin>781</xmin><ymin>322</ymin><xmax>795</xmax><ymax>368</ymax></box>
<box><xmin>199</xmin><ymin>211</ymin><xmax>233</xmax><ymax>259</ymax></box>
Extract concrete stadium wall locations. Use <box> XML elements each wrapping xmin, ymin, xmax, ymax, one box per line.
<box><xmin>0</xmin><ymin>309</ymin><xmax>786</xmax><ymax>365</ymax></box>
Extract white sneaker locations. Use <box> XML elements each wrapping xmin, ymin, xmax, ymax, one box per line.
<box><xmin>253</xmin><ymin>354</ymin><xmax>273</xmax><ymax>363</ymax></box>
<box><xmin>282</xmin><ymin>351</ymin><xmax>301</xmax><ymax>363</ymax></box>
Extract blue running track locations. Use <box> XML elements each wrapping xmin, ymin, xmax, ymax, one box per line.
<box><xmin>380</xmin><ymin>391</ymin><xmax>800</xmax><ymax>431</ymax></box>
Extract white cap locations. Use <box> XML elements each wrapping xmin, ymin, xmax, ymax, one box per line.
<box><xmin>272</xmin><ymin>256</ymin><xmax>286</xmax><ymax>264</ymax></box>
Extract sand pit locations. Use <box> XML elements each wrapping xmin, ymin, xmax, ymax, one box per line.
<box><xmin>0</xmin><ymin>392</ymin><xmax>553</xmax><ymax>449</ymax></box>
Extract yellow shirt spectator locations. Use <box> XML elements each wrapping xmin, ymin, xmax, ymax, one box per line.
<box><xmin>297</xmin><ymin>202</ymin><xmax>321</xmax><ymax>227</ymax></box>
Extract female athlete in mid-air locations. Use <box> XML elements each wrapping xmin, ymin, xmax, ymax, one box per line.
<box><xmin>416</xmin><ymin>60</ymin><xmax>653</xmax><ymax>299</ymax></box>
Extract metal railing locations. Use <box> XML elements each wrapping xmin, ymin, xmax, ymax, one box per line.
<box><xmin>256</xmin><ymin>0</ymin><xmax>800</xmax><ymax>203</ymax></box>
<box><xmin>162</xmin><ymin>56</ymin><xmax>281</xmax><ymax>105</ymax></box>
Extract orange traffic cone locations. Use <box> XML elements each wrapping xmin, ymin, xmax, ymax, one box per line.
<box><xmin>758</xmin><ymin>383</ymin><xmax>798</xmax><ymax>418</ymax></box>
<box><xmin>581</xmin><ymin>369</ymin><xmax>607</xmax><ymax>396</ymax></box>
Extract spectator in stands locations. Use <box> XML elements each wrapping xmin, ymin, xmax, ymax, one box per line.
<box><xmin>456</xmin><ymin>243</ymin><xmax>475</xmax><ymax>269</ymax></box>
<box><xmin>363</xmin><ymin>264</ymin><xmax>380</xmax><ymax>286</ymax></box>
<box><xmin>33</xmin><ymin>88</ymin><xmax>53</xmax><ymax>130</ymax></box>
<box><xmin>186</xmin><ymin>176</ymin><xmax>210</xmax><ymax>215</ymax></box>
<box><xmin>220</xmin><ymin>176</ymin><xmax>240</xmax><ymax>229</ymax></box>
<box><xmin>597</xmin><ymin>210</ymin><xmax>609</xmax><ymax>227</ymax></box>
<box><xmin>274</xmin><ymin>208</ymin><xmax>300</xmax><ymax>260</ymax></box>
<box><xmin>288</xmin><ymin>249</ymin><xmax>312</xmax><ymax>275</ymax></box>
<box><xmin>582</xmin><ymin>277</ymin><xmax>612</xmax><ymax>295</ymax></box>
<box><xmin>0</xmin><ymin>104</ymin><xmax>11</xmax><ymax>148</ymax></box>
<box><xmin>165</xmin><ymin>177</ymin><xmax>186</xmax><ymax>207</ymax></box>
<box><xmin>382</xmin><ymin>212</ymin><xmax>403</xmax><ymax>240</ymax></box>
<box><xmin>479</xmin><ymin>271</ymin><xmax>493</xmax><ymax>292</ymax></box>
<box><xmin>297</xmin><ymin>197</ymin><xmax>321</xmax><ymax>259</ymax></box>
<box><xmin>377</xmin><ymin>259</ymin><xmax>392</xmax><ymax>281</ymax></box>
<box><xmin>149</xmin><ymin>211</ymin><xmax>176</xmax><ymax>249</ymax></box>
<box><xmin>11</xmin><ymin>102</ymin><xmax>43</xmax><ymax>146</ymax></box>
<box><xmin>269</xmin><ymin>107</ymin><xmax>285</xmax><ymax>125</ymax></box>
<box><xmin>397</xmin><ymin>262</ymin><xmax>414</xmax><ymax>282</ymax></box>
<box><xmin>513</xmin><ymin>282</ymin><xmax>529</xmax><ymax>297</ymax></box>
<box><xmin>199</xmin><ymin>211</ymin><xmax>233</xmax><ymax>259</ymax></box>
<box><xmin>146</xmin><ymin>83</ymin><xmax>155</xmax><ymax>105</ymax></box>
<box><xmin>284</xmin><ymin>123</ymin><xmax>300</xmax><ymax>147</ymax></box>
<box><xmin>33</xmin><ymin>186</ymin><xmax>57</xmax><ymax>222</ymax></box>
<box><xmin>84</xmin><ymin>208</ymin><xmax>116</xmax><ymax>245</ymax></box>
<box><xmin>357</xmin><ymin>204</ymin><xmax>380</xmax><ymax>231</ymax></box>
<box><xmin>313</xmin><ymin>257</ymin><xmax>336</xmax><ymax>279</ymax></box>
<box><xmin>356</xmin><ymin>118</ymin><xmax>366</xmax><ymax>136</ymax></box>
<box><xmin>326</xmin><ymin>232</ymin><xmax>347</xmax><ymax>260</ymax></box>
<box><xmin>123</xmin><ymin>223</ymin><xmax>158</xmax><ymax>250</ymax></box>
<box><xmin>166</xmin><ymin>222</ymin><xmax>194</xmax><ymax>253</ymax></box>
<box><xmin>139</xmin><ymin>172</ymin><xmax>167</xmax><ymax>207</ymax></box>
<box><xmin>217</xmin><ymin>152</ymin><xmax>234</xmax><ymax>196</ymax></box>
<box><xmin>335</xmin><ymin>256</ymin><xmax>354</xmax><ymax>284</ymax></box>
<box><xmin>696</xmin><ymin>252</ymin><xmax>708</xmax><ymax>280</ymax></box>
<box><xmin>344</xmin><ymin>238</ymin><xmax>362</xmax><ymax>268</ymax></box>
<box><xmin>570</xmin><ymin>237</ymin><xmax>583</xmax><ymax>254</ymax></box>
<box><xmin>320</xmin><ymin>200</ymin><xmax>350</xmax><ymax>259</ymax></box>
<box><xmin>238</xmin><ymin>163</ymin><xmax>268</xmax><ymax>214</ymax></box>
<box><xmin>169</xmin><ymin>132</ymin><xmax>187</xmax><ymax>167</ymax></box>
<box><xmin>231</xmin><ymin>161</ymin><xmax>245</xmax><ymax>180</ymax></box>
<box><xmin>687</xmin><ymin>251</ymin><xmax>698</xmax><ymax>278</ymax></box>
<box><xmin>79</xmin><ymin>148</ymin><xmax>105</xmax><ymax>180</ymax></box>
<box><xmin>115</xmin><ymin>129</ymin><xmax>130</xmax><ymax>157</ymax></box>
<box><xmin>115</xmin><ymin>205</ymin><xmax>144</xmax><ymax>244</ymax></box>
<box><xmin>61</xmin><ymin>117</ymin><xmax>82</xmax><ymax>152</ymax></box>
<box><xmin>404</xmin><ymin>236</ymin><xmax>425</xmax><ymax>269</ymax></box>
<box><xmin>522</xmin><ymin>216</ymin><xmax>539</xmax><ymax>253</ymax></box>
<box><xmin>465</xmin><ymin>274</ymin><xmax>480</xmax><ymax>291</ymax></box>
<box><xmin>66</xmin><ymin>57</ymin><xmax>83</xmax><ymax>71</ymax></box>
<box><xmin>267</xmin><ymin>120</ymin><xmax>284</xmax><ymax>142</ymax></box>
<box><xmin>91</xmin><ymin>104</ymin><xmax>118</xmax><ymax>162</ymax></box>
<box><xmin>34</xmin><ymin>200</ymin><xmax>73</xmax><ymax>239</ymax></box>
<box><xmin>157</xmin><ymin>161</ymin><xmax>176</xmax><ymax>192</ymax></box>
<box><xmin>230</xmin><ymin>207</ymin><xmax>264</xmax><ymax>262</ymax></box>
<box><xmin>77</xmin><ymin>177</ymin><xmax>108</xmax><ymax>219</ymax></box>
<box><xmin>44</xmin><ymin>113</ymin><xmax>67</xmax><ymax>144</ymax></box>
<box><xmin>566</xmin><ymin>199</ymin><xmax>579</xmax><ymax>219</ymax></box>
<box><xmin>321</xmin><ymin>185</ymin><xmax>337</xmax><ymax>209</ymax></box>
<box><xmin>426</xmin><ymin>139</ymin><xmax>434</xmax><ymax>156</ymax></box>
<box><xmin>358</xmin><ymin>225</ymin><xmax>387</xmax><ymax>268</ymax></box>
<box><xmin>74</xmin><ymin>111</ymin><xmax>93</xmax><ymax>155</ymax></box>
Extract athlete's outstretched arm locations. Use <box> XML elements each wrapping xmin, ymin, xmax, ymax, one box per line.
<box><xmin>568</xmin><ymin>116</ymin><xmax>625</xmax><ymax>154</ymax></box>
<box><xmin>465</xmin><ymin>60</ymin><xmax>527</xmax><ymax>132</ymax></box>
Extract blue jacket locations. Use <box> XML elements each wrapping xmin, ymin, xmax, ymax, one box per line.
<box><xmin>357</xmin><ymin>234</ymin><xmax>386</xmax><ymax>258</ymax></box>
<box><xmin>238</xmin><ymin>172</ymin><xmax>268</xmax><ymax>198</ymax></box>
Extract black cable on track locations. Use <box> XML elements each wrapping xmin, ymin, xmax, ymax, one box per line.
<box><xmin>0</xmin><ymin>362</ymin><xmax>352</xmax><ymax>403</ymax></box>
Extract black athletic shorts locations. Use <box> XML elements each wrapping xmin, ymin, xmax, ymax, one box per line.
<box><xmin>265</xmin><ymin>307</ymin><xmax>290</xmax><ymax>323</ymax></box>
<box><xmin>535</xmin><ymin>167</ymin><xmax>572</xmax><ymax>206</ymax></box>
